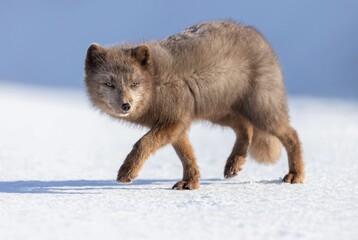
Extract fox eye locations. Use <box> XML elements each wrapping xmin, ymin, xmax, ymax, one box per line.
<box><xmin>130</xmin><ymin>82</ymin><xmax>139</xmax><ymax>87</ymax></box>
<box><xmin>105</xmin><ymin>82</ymin><xmax>114</xmax><ymax>88</ymax></box>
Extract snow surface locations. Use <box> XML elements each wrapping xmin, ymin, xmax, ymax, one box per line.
<box><xmin>0</xmin><ymin>84</ymin><xmax>357</xmax><ymax>240</ymax></box>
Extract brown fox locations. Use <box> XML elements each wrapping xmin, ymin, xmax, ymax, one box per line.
<box><xmin>84</xmin><ymin>20</ymin><xmax>304</xmax><ymax>190</ymax></box>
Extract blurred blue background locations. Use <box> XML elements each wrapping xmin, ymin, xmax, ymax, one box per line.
<box><xmin>0</xmin><ymin>0</ymin><xmax>357</xmax><ymax>99</ymax></box>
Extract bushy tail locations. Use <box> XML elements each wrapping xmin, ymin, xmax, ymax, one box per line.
<box><xmin>249</xmin><ymin>129</ymin><xmax>282</xmax><ymax>164</ymax></box>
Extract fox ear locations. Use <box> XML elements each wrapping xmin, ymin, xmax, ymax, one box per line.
<box><xmin>85</xmin><ymin>43</ymin><xmax>106</xmax><ymax>71</ymax></box>
<box><xmin>131</xmin><ymin>45</ymin><xmax>151</xmax><ymax>67</ymax></box>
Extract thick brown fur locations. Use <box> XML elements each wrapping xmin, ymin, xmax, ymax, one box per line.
<box><xmin>84</xmin><ymin>20</ymin><xmax>304</xmax><ymax>190</ymax></box>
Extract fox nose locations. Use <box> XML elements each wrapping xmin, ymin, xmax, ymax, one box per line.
<box><xmin>121</xmin><ymin>103</ymin><xmax>131</xmax><ymax>112</ymax></box>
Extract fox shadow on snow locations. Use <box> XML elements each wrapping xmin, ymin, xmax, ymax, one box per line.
<box><xmin>0</xmin><ymin>179</ymin><xmax>172</xmax><ymax>194</ymax></box>
<box><xmin>0</xmin><ymin>179</ymin><xmax>282</xmax><ymax>194</ymax></box>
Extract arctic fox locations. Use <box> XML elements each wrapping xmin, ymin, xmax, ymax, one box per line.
<box><xmin>84</xmin><ymin>20</ymin><xmax>304</xmax><ymax>190</ymax></box>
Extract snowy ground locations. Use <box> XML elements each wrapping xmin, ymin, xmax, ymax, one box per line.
<box><xmin>0</xmin><ymin>83</ymin><xmax>357</xmax><ymax>240</ymax></box>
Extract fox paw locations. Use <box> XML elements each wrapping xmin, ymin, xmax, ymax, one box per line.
<box><xmin>282</xmin><ymin>172</ymin><xmax>304</xmax><ymax>184</ymax></box>
<box><xmin>116</xmin><ymin>167</ymin><xmax>135</xmax><ymax>184</ymax></box>
<box><xmin>172</xmin><ymin>180</ymin><xmax>199</xmax><ymax>190</ymax></box>
<box><xmin>116</xmin><ymin>175</ymin><xmax>132</xmax><ymax>184</ymax></box>
<box><xmin>224</xmin><ymin>156</ymin><xmax>246</xmax><ymax>179</ymax></box>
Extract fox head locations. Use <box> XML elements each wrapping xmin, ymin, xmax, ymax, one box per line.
<box><xmin>84</xmin><ymin>43</ymin><xmax>153</xmax><ymax>120</ymax></box>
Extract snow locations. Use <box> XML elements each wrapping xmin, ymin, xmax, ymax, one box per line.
<box><xmin>0</xmin><ymin>84</ymin><xmax>357</xmax><ymax>240</ymax></box>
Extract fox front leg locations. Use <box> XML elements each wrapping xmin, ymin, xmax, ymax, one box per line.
<box><xmin>171</xmin><ymin>133</ymin><xmax>200</xmax><ymax>190</ymax></box>
<box><xmin>117</xmin><ymin>123</ymin><xmax>187</xmax><ymax>183</ymax></box>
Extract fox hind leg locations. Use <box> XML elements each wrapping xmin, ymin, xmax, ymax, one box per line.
<box><xmin>215</xmin><ymin>114</ymin><xmax>253</xmax><ymax>179</ymax></box>
<box><xmin>273</xmin><ymin>125</ymin><xmax>304</xmax><ymax>183</ymax></box>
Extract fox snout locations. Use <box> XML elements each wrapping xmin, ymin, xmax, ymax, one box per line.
<box><xmin>121</xmin><ymin>102</ymin><xmax>131</xmax><ymax>112</ymax></box>
<box><xmin>116</xmin><ymin>89</ymin><xmax>133</xmax><ymax>115</ymax></box>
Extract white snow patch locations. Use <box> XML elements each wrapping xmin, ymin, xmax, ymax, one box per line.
<box><xmin>0</xmin><ymin>83</ymin><xmax>357</xmax><ymax>240</ymax></box>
